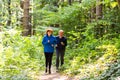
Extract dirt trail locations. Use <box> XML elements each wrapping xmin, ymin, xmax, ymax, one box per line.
<box><xmin>36</xmin><ymin>66</ymin><xmax>73</xmax><ymax>80</ymax></box>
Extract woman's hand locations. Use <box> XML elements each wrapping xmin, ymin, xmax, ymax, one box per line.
<box><xmin>48</xmin><ymin>40</ymin><xmax>50</xmax><ymax>43</ymax></box>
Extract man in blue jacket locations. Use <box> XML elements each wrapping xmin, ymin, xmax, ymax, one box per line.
<box><xmin>42</xmin><ymin>28</ymin><xmax>56</xmax><ymax>74</ymax></box>
<box><xmin>56</xmin><ymin>30</ymin><xmax>67</xmax><ymax>71</ymax></box>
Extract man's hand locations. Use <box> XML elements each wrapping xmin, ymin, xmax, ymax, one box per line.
<box><xmin>51</xmin><ymin>44</ymin><xmax>54</xmax><ymax>47</ymax></box>
<box><xmin>55</xmin><ymin>44</ymin><xmax>58</xmax><ymax>47</ymax></box>
<box><xmin>61</xmin><ymin>42</ymin><xmax>64</xmax><ymax>45</ymax></box>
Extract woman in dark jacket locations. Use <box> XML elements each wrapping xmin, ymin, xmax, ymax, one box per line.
<box><xmin>42</xmin><ymin>28</ymin><xmax>56</xmax><ymax>74</ymax></box>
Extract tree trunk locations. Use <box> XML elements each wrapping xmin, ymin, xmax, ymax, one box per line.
<box><xmin>117</xmin><ymin>0</ymin><xmax>120</xmax><ymax>7</ymax></box>
<box><xmin>2</xmin><ymin>0</ymin><xmax>4</xmax><ymax>16</ymax></box>
<box><xmin>16</xmin><ymin>5</ymin><xmax>19</xmax><ymax>27</ymax></box>
<box><xmin>91</xmin><ymin>7</ymin><xmax>96</xmax><ymax>21</ymax></box>
<box><xmin>60</xmin><ymin>0</ymin><xmax>64</xmax><ymax>7</ymax></box>
<box><xmin>68</xmin><ymin>0</ymin><xmax>72</xmax><ymax>5</ymax></box>
<box><xmin>95</xmin><ymin>0</ymin><xmax>103</xmax><ymax>38</ymax></box>
<box><xmin>7</xmin><ymin>0</ymin><xmax>11</xmax><ymax>26</ymax></box>
<box><xmin>22</xmin><ymin>0</ymin><xmax>31</xmax><ymax>36</ymax></box>
<box><xmin>20</xmin><ymin>0</ymin><xmax>24</xmax><ymax>9</ymax></box>
<box><xmin>53</xmin><ymin>1</ymin><xmax>59</xmax><ymax>7</ymax></box>
<box><xmin>117</xmin><ymin>0</ymin><xmax>120</xmax><ymax>35</ymax></box>
<box><xmin>79</xmin><ymin>0</ymin><xmax>82</xmax><ymax>3</ymax></box>
<box><xmin>96</xmin><ymin>0</ymin><xmax>102</xmax><ymax>19</ymax></box>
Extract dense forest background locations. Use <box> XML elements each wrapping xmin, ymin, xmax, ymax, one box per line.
<box><xmin>0</xmin><ymin>0</ymin><xmax>120</xmax><ymax>80</ymax></box>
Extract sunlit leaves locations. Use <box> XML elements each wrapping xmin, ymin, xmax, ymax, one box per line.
<box><xmin>0</xmin><ymin>31</ymin><xmax>44</xmax><ymax>79</ymax></box>
<box><xmin>110</xmin><ymin>2</ymin><xmax>118</xmax><ymax>8</ymax></box>
<box><xmin>82</xmin><ymin>0</ymin><xmax>96</xmax><ymax>8</ymax></box>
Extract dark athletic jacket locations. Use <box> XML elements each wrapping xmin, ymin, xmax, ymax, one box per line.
<box><xmin>56</xmin><ymin>36</ymin><xmax>67</xmax><ymax>50</ymax></box>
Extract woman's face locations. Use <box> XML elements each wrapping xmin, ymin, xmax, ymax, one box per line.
<box><xmin>47</xmin><ymin>31</ymin><xmax>52</xmax><ymax>36</ymax></box>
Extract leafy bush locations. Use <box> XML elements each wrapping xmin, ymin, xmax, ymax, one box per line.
<box><xmin>62</xmin><ymin>36</ymin><xmax>119</xmax><ymax>79</ymax></box>
<box><xmin>95</xmin><ymin>61</ymin><xmax>120</xmax><ymax>80</ymax></box>
<box><xmin>0</xmin><ymin>30</ymin><xmax>44</xmax><ymax>79</ymax></box>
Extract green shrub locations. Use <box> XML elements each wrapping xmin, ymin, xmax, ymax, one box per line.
<box><xmin>0</xmin><ymin>31</ymin><xmax>44</xmax><ymax>79</ymax></box>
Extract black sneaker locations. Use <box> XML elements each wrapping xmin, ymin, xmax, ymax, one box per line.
<box><xmin>45</xmin><ymin>68</ymin><xmax>47</xmax><ymax>73</ymax></box>
<box><xmin>49</xmin><ymin>70</ymin><xmax>51</xmax><ymax>74</ymax></box>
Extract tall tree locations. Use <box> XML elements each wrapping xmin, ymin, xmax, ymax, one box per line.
<box><xmin>22</xmin><ymin>0</ymin><xmax>31</xmax><ymax>36</ymax></box>
<box><xmin>95</xmin><ymin>0</ymin><xmax>103</xmax><ymax>38</ymax></box>
<box><xmin>91</xmin><ymin>8</ymin><xmax>96</xmax><ymax>21</ymax></box>
<box><xmin>53</xmin><ymin>0</ymin><xmax>59</xmax><ymax>7</ymax></box>
<box><xmin>117</xmin><ymin>0</ymin><xmax>120</xmax><ymax>34</ymax></box>
<box><xmin>16</xmin><ymin>4</ymin><xmax>19</xmax><ymax>27</ymax></box>
<box><xmin>96</xmin><ymin>0</ymin><xmax>102</xmax><ymax>19</ymax></box>
<box><xmin>117</xmin><ymin>0</ymin><xmax>120</xmax><ymax>7</ymax></box>
<box><xmin>79</xmin><ymin>0</ymin><xmax>82</xmax><ymax>3</ymax></box>
<box><xmin>68</xmin><ymin>0</ymin><xmax>72</xmax><ymax>5</ymax></box>
<box><xmin>7</xmin><ymin>0</ymin><xmax>11</xmax><ymax>26</ymax></box>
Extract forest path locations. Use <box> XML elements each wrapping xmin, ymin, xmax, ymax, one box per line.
<box><xmin>36</xmin><ymin>66</ymin><xmax>74</xmax><ymax>80</ymax></box>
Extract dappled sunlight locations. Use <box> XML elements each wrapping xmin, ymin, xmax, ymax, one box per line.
<box><xmin>96</xmin><ymin>45</ymin><xmax>118</xmax><ymax>63</ymax></box>
<box><xmin>64</xmin><ymin>44</ymin><xmax>119</xmax><ymax>79</ymax></box>
<box><xmin>0</xmin><ymin>0</ymin><xmax>120</xmax><ymax>79</ymax></box>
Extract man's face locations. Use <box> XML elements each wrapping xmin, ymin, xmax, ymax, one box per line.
<box><xmin>59</xmin><ymin>31</ymin><xmax>64</xmax><ymax>37</ymax></box>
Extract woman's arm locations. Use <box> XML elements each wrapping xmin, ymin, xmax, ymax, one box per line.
<box><xmin>42</xmin><ymin>37</ymin><xmax>49</xmax><ymax>45</ymax></box>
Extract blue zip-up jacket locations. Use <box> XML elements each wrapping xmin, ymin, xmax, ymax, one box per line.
<box><xmin>42</xmin><ymin>34</ymin><xmax>56</xmax><ymax>53</ymax></box>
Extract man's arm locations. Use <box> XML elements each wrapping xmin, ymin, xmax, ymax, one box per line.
<box><xmin>64</xmin><ymin>37</ymin><xmax>67</xmax><ymax>47</ymax></box>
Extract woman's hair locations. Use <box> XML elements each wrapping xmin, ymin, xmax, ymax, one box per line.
<box><xmin>46</xmin><ymin>28</ymin><xmax>53</xmax><ymax>34</ymax></box>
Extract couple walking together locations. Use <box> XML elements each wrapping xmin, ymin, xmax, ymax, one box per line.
<box><xmin>42</xmin><ymin>28</ymin><xmax>67</xmax><ymax>74</ymax></box>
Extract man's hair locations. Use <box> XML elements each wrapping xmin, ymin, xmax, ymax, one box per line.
<box><xmin>59</xmin><ymin>30</ymin><xmax>64</xmax><ymax>33</ymax></box>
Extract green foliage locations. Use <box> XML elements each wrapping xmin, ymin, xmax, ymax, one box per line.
<box><xmin>18</xmin><ymin>0</ymin><xmax>120</xmax><ymax>80</ymax></box>
<box><xmin>95</xmin><ymin>61</ymin><xmax>120</xmax><ymax>80</ymax></box>
<box><xmin>63</xmin><ymin>38</ymin><xmax>119</xmax><ymax>79</ymax></box>
<box><xmin>42</xmin><ymin>4</ymin><xmax>58</xmax><ymax>12</ymax></box>
<box><xmin>0</xmin><ymin>30</ymin><xmax>44</xmax><ymax>79</ymax></box>
<box><xmin>0</xmin><ymin>0</ymin><xmax>21</xmax><ymax>29</ymax></box>
<box><xmin>1</xmin><ymin>0</ymin><xmax>120</xmax><ymax>79</ymax></box>
<box><xmin>82</xmin><ymin>0</ymin><xmax>96</xmax><ymax>8</ymax></box>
